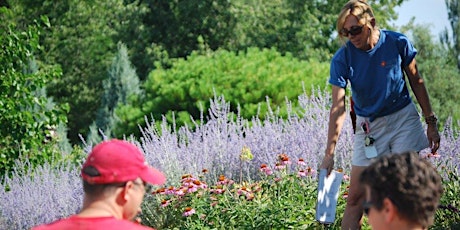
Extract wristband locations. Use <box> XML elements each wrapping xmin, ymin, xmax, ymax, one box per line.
<box><xmin>425</xmin><ymin>115</ymin><xmax>437</xmax><ymax>125</ymax></box>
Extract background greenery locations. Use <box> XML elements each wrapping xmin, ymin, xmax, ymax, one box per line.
<box><xmin>1</xmin><ymin>0</ymin><xmax>459</xmax><ymax>176</ymax></box>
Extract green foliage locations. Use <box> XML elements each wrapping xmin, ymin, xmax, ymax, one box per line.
<box><xmin>400</xmin><ymin>22</ymin><xmax>460</xmax><ymax>126</ymax></box>
<box><xmin>440</xmin><ymin>0</ymin><xmax>460</xmax><ymax>70</ymax></box>
<box><xmin>6</xmin><ymin>0</ymin><xmax>136</xmax><ymax>143</ymax></box>
<box><xmin>116</xmin><ymin>0</ymin><xmax>237</xmax><ymax>80</ymax></box>
<box><xmin>87</xmin><ymin>42</ymin><xmax>141</xmax><ymax>144</ymax></box>
<box><xmin>0</xmin><ymin>11</ymin><xmax>68</xmax><ymax>177</ymax></box>
<box><xmin>433</xmin><ymin>168</ymin><xmax>460</xmax><ymax>229</ymax></box>
<box><xmin>141</xmin><ymin>154</ymin><xmax>357</xmax><ymax>229</ymax></box>
<box><xmin>114</xmin><ymin>48</ymin><xmax>329</xmax><ymax>137</ymax></box>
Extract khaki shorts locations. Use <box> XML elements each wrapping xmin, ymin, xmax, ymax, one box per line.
<box><xmin>352</xmin><ymin>103</ymin><xmax>429</xmax><ymax>166</ymax></box>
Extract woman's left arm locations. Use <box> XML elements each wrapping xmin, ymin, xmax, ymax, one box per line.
<box><xmin>404</xmin><ymin>58</ymin><xmax>440</xmax><ymax>153</ymax></box>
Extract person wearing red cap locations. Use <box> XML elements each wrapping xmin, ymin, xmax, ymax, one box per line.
<box><xmin>32</xmin><ymin>139</ymin><xmax>166</xmax><ymax>230</ymax></box>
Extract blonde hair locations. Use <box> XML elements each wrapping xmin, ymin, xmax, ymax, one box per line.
<box><xmin>337</xmin><ymin>0</ymin><xmax>377</xmax><ymax>41</ymax></box>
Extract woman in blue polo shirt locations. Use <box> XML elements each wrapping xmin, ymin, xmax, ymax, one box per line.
<box><xmin>319</xmin><ymin>0</ymin><xmax>441</xmax><ymax>229</ymax></box>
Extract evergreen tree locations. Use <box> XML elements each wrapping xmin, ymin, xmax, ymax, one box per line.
<box><xmin>88</xmin><ymin>42</ymin><xmax>141</xmax><ymax>142</ymax></box>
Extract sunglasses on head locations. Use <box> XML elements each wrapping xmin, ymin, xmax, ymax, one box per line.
<box><xmin>340</xmin><ymin>25</ymin><xmax>364</xmax><ymax>37</ymax></box>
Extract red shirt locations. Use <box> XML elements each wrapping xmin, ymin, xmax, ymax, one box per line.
<box><xmin>31</xmin><ymin>216</ymin><xmax>154</xmax><ymax>230</ymax></box>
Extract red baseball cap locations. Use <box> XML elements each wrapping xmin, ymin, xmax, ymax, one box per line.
<box><xmin>81</xmin><ymin>139</ymin><xmax>166</xmax><ymax>185</ymax></box>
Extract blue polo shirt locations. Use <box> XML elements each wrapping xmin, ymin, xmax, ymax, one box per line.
<box><xmin>329</xmin><ymin>30</ymin><xmax>416</xmax><ymax>121</ymax></box>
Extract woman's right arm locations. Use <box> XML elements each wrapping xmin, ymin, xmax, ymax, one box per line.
<box><xmin>320</xmin><ymin>85</ymin><xmax>347</xmax><ymax>173</ymax></box>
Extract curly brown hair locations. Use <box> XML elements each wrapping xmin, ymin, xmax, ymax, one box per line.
<box><xmin>360</xmin><ymin>151</ymin><xmax>443</xmax><ymax>228</ymax></box>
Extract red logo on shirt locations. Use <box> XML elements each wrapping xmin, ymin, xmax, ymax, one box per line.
<box><xmin>380</xmin><ymin>61</ymin><xmax>386</xmax><ymax>67</ymax></box>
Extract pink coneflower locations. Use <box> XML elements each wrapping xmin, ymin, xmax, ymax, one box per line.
<box><xmin>274</xmin><ymin>162</ymin><xmax>286</xmax><ymax>170</ymax></box>
<box><xmin>297</xmin><ymin>158</ymin><xmax>306</xmax><ymax>166</ymax></box>
<box><xmin>183</xmin><ymin>207</ymin><xmax>196</xmax><ymax>217</ymax></box>
<box><xmin>237</xmin><ymin>186</ymin><xmax>249</xmax><ymax>195</ymax></box>
<box><xmin>181</xmin><ymin>174</ymin><xmax>193</xmax><ymax>181</ymax></box>
<box><xmin>193</xmin><ymin>179</ymin><xmax>208</xmax><ymax>189</ymax></box>
<box><xmin>306</xmin><ymin>167</ymin><xmax>316</xmax><ymax>177</ymax></box>
<box><xmin>297</xmin><ymin>169</ymin><xmax>307</xmax><ymax>177</ymax></box>
<box><xmin>211</xmin><ymin>186</ymin><xmax>226</xmax><ymax>194</ymax></box>
<box><xmin>251</xmin><ymin>184</ymin><xmax>262</xmax><ymax>193</ymax></box>
<box><xmin>187</xmin><ymin>184</ymin><xmax>198</xmax><ymax>193</ymax></box>
<box><xmin>165</xmin><ymin>186</ymin><xmax>176</xmax><ymax>195</ymax></box>
<box><xmin>246</xmin><ymin>192</ymin><xmax>255</xmax><ymax>201</ymax></box>
<box><xmin>278</xmin><ymin>153</ymin><xmax>291</xmax><ymax>165</ymax></box>
<box><xmin>264</xmin><ymin>168</ymin><xmax>273</xmax><ymax>175</ymax></box>
<box><xmin>260</xmin><ymin>164</ymin><xmax>273</xmax><ymax>175</ymax></box>
<box><xmin>154</xmin><ymin>187</ymin><xmax>166</xmax><ymax>195</ymax></box>
<box><xmin>217</xmin><ymin>175</ymin><xmax>234</xmax><ymax>185</ymax></box>
<box><xmin>175</xmin><ymin>187</ymin><xmax>188</xmax><ymax>196</ymax></box>
<box><xmin>260</xmin><ymin>164</ymin><xmax>268</xmax><ymax>171</ymax></box>
<box><xmin>161</xmin><ymin>199</ymin><xmax>170</xmax><ymax>207</ymax></box>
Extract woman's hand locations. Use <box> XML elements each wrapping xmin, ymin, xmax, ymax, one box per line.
<box><xmin>320</xmin><ymin>154</ymin><xmax>335</xmax><ymax>175</ymax></box>
<box><xmin>427</xmin><ymin>123</ymin><xmax>440</xmax><ymax>153</ymax></box>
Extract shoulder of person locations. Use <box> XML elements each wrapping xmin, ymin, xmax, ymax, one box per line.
<box><xmin>381</xmin><ymin>30</ymin><xmax>410</xmax><ymax>42</ymax></box>
<box><xmin>31</xmin><ymin>217</ymin><xmax>155</xmax><ymax>230</ymax></box>
<box><xmin>332</xmin><ymin>45</ymin><xmax>348</xmax><ymax>60</ymax></box>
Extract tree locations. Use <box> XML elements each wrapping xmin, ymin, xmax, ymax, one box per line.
<box><xmin>6</xmin><ymin>0</ymin><xmax>139</xmax><ymax>143</ymax></box>
<box><xmin>87</xmin><ymin>42</ymin><xmax>141</xmax><ymax>143</ymax></box>
<box><xmin>0</xmin><ymin>9</ymin><xmax>68</xmax><ymax>176</ymax></box>
<box><xmin>117</xmin><ymin>0</ymin><xmax>237</xmax><ymax>80</ymax></box>
<box><xmin>400</xmin><ymin>21</ymin><xmax>460</xmax><ymax>126</ymax></box>
<box><xmin>441</xmin><ymin>0</ymin><xmax>460</xmax><ymax>70</ymax></box>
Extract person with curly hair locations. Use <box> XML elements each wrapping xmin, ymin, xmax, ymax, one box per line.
<box><xmin>360</xmin><ymin>151</ymin><xmax>443</xmax><ymax>230</ymax></box>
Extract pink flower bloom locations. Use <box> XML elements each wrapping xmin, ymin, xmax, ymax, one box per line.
<box><xmin>165</xmin><ymin>186</ymin><xmax>176</xmax><ymax>195</ymax></box>
<box><xmin>161</xmin><ymin>199</ymin><xmax>170</xmax><ymax>207</ymax></box>
<box><xmin>297</xmin><ymin>169</ymin><xmax>307</xmax><ymax>177</ymax></box>
<box><xmin>246</xmin><ymin>192</ymin><xmax>255</xmax><ymax>201</ymax></box>
<box><xmin>217</xmin><ymin>175</ymin><xmax>234</xmax><ymax>185</ymax></box>
<box><xmin>154</xmin><ymin>187</ymin><xmax>166</xmax><ymax>195</ymax></box>
<box><xmin>281</xmin><ymin>160</ymin><xmax>291</xmax><ymax>165</ymax></box>
<box><xmin>211</xmin><ymin>188</ymin><xmax>225</xmax><ymax>194</ymax></box>
<box><xmin>297</xmin><ymin>158</ymin><xmax>306</xmax><ymax>166</ymax></box>
<box><xmin>237</xmin><ymin>187</ymin><xmax>250</xmax><ymax>196</ymax></box>
<box><xmin>187</xmin><ymin>185</ymin><xmax>198</xmax><ymax>193</ymax></box>
<box><xmin>264</xmin><ymin>168</ymin><xmax>273</xmax><ymax>175</ymax></box>
<box><xmin>175</xmin><ymin>187</ymin><xmax>187</xmax><ymax>196</ymax></box>
<box><xmin>274</xmin><ymin>163</ymin><xmax>286</xmax><ymax>170</ymax></box>
<box><xmin>260</xmin><ymin>164</ymin><xmax>273</xmax><ymax>175</ymax></box>
<box><xmin>183</xmin><ymin>207</ymin><xmax>196</xmax><ymax>217</ymax></box>
<box><xmin>306</xmin><ymin>167</ymin><xmax>316</xmax><ymax>177</ymax></box>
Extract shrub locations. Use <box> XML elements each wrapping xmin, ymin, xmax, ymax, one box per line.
<box><xmin>114</xmin><ymin>47</ymin><xmax>330</xmax><ymax>138</ymax></box>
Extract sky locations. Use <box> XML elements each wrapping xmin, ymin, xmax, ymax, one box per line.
<box><xmin>393</xmin><ymin>0</ymin><xmax>450</xmax><ymax>36</ymax></box>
